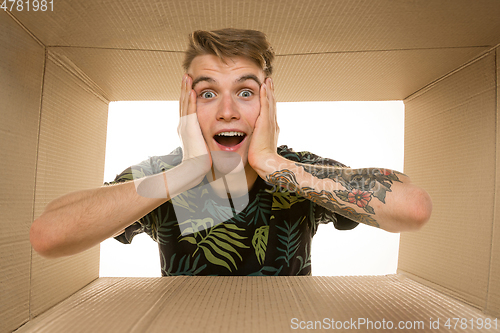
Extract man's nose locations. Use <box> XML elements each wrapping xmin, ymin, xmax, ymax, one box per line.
<box><xmin>216</xmin><ymin>95</ymin><xmax>240</xmax><ymax>121</ymax></box>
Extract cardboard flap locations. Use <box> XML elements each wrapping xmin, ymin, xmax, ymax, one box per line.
<box><xmin>15</xmin><ymin>276</ymin><xmax>499</xmax><ymax>333</ymax></box>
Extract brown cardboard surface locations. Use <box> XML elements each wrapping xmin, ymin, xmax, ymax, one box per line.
<box><xmin>49</xmin><ymin>46</ymin><xmax>489</xmax><ymax>102</ymax></box>
<box><xmin>29</xmin><ymin>55</ymin><xmax>108</xmax><ymax>317</ymax></box>
<box><xmin>487</xmin><ymin>48</ymin><xmax>500</xmax><ymax>316</ymax></box>
<box><xmin>0</xmin><ymin>12</ymin><xmax>45</xmax><ymax>333</ymax></box>
<box><xmin>50</xmin><ymin>47</ymin><xmax>184</xmax><ymax>101</ymax></box>
<box><xmin>3</xmin><ymin>1</ymin><xmax>500</xmax><ymax>331</ymax></box>
<box><xmin>273</xmin><ymin>47</ymin><xmax>490</xmax><ymax>102</ymax></box>
<box><xmin>9</xmin><ymin>0</ymin><xmax>500</xmax><ymax>101</ymax></box>
<box><xmin>400</xmin><ymin>53</ymin><xmax>497</xmax><ymax>311</ymax></box>
<box><xmin>11</xmin><ymin>1</ymin><xmax>500</xmax><ymax>52</ymax></box>
<box><xmin>15</xmin><ymin>276</ymin><xmax>500</xmax><ymax>333</ymax></box>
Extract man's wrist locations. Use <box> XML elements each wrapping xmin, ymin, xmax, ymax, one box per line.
<box><xmin>254</xmin><ymin>154</ymin><xmax>291</xmax><ymax>179</ymax></box>
<box><xmin>179</xmin><ymin>155</ymin><xmax>212</xmax><ymax>183</ymax></box>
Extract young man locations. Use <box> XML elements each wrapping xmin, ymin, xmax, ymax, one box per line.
<box><xmin>30</xmin><ymin>29</ymin><xmax>432</xmax><ymax>276</ymax></box>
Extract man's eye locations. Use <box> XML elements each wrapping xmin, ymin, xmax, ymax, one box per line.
<box><xmin>238</xmin><ymin>90</ymin><xmax>253</xmax><ymax>98</ymax></box>
<box><xmin>201</xmin><ymin>91</ymin><xmax>215</xmax><ymax>99</ymax></box>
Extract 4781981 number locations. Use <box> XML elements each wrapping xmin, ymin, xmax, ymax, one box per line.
<box><xmin>1</xmin><ymin>0</ymin><xmax>53</xmax><ymax>11</ymax></box>
<box><xmin>444</xmin><ymin>318</ymin><xmax>498</xmax><ymax>330</ymax></box>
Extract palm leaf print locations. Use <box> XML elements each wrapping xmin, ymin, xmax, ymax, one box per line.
<box><xmin>252</xmin><ymin>225</ymin><xmax>269</xmax><ymax>265</ymax></box>
<box><xmin>139</xmin><ymin>211</ymin><xmax>157</xmax><ymax>239</ymax></box>
<box><xmin>296</xmin><ymin>245</ymin><xmax>311</xmax><ymax>275</ymax></box>
<box><xmin>236</xmin><ymin>192</ymin><xmax>272</xmax><ymax>226</ymax></box>
<box><xmin>162</xmin><ymin>253</ymin><xmax>207</xmax><ymax>276</ymax></box>
<box><xmin>178</xmin><ymin>217</ymin><xmax>216</xmax><ymax>236</ymax></box>
<box><xmin>140</xmin><ymin>203</ymin><xmax>178</xmax><ymax>245</ymax></box>
<box><xmin>202</xmin><ymin>199</ymin><xmax>237</xmax><ymax>224</ymax></box>
<box><xmin>156</xmin><ymin>219</ymin><xmax>178</xmax><ymax>245</ymax></box>
<box><xmin>180</xmin><ymin>223</ymin><xmax>249</xmax><ymax>272</ymax></box>
<box><xmin>276</xmin><ymin>217</ymin><xmax>304</xmax><ymax>267</ymax></box>
<box><xmin>172</xmin><ymin>190</ymin><xmax>200</xmax><ymax>214</ymax></box>
<box><xmin>272</xmin><ymin>191</ymin><xmax>307</xmax><ymax>210</ymax></box>
<box><xmin>248</xmin><ymin>265</ymin><xmax>283</xmax><ymax>276</ymax></box>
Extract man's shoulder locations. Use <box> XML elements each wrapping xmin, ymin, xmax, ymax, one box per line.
<box><xmin>105</xmin><ymin>147</ymin><xmax>183</xmax><ymax>185</ymax></box>
<box><xmin>277</xmin><ymin>145</ymin><xmax>347</xmax><ymax>167</ymax></box>
<box><xmin>132</xmin><ymin>147</ymin><xmax>184</xmax><ymax>175</ymax></box>
<box><xmin>150</xmin><ymin>147</ymin><xmax>184</xmax><ymax>172</ymax></box>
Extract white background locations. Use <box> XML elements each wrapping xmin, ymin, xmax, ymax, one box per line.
<box><xmin>100</xmin><ymin>100</ymin><xmax>404</xmax><ymax>277</ymax></box>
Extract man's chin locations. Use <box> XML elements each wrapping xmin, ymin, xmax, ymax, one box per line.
<box><xmin>210</xmin><ymin>151</ymin><xmax>245</xmax><ymax>176</ymax></box>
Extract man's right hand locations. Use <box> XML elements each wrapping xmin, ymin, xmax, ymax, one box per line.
<box><xmin>134</xmin><ymin>75</ymin><xmax>213</xmax><ymax>200</ymax></box>
<box><xmin>177</xmin><ymin>74</ymin><xmax>212</xmax><ymax>174</ymax></box>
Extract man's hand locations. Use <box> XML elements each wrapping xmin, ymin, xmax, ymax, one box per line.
<box><xmin>177</xmin><ymin>74</ymin><xmax>212</xmax><ymax>174</ymax></box>
<box><xmin>248</xmin><ymin>77</ymin><xmax>282</xmax><ymax>178</ymax></box>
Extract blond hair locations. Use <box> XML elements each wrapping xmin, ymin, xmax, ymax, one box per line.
<box><xmin>183</xmin><ymin>28</ymin><xmax>275</xmax><ymax>76</ymax></box>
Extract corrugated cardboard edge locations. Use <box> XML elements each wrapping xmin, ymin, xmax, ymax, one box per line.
<box><xmin>46</xmin><ymin>49</ymin><xmax>109</xmax><ymax>103</ymax></box>
<box><xmin>4</xmin><ymin>10</ymin><xmax>44</xmax><ymax>47</ymax></box>
<box><xmin>14</xmin><ymin>276</ymin><xmax>500</xmax><ymax>333</ymax></box>
<box><xmin>398</xmin><ymin>270</ymin><xmax>483</xmax><ymax>311</ymax></box>
<box><xmin>401</xmin><ymin>45</ymin><xmax>500</xmax><ymax>318</ymax></box>
<box><xmin>401</xmin><ymin>51</ymin><xmax>497</xmax><ymax>311</ymax></box>
<box><xmin>0</xmin><ymin>11</ymin><xmax>45</xmax><ymax>333</ymax></box>
<box><xmin>29</xmin><ymin>52</ymin><xmax>109</xmax><ymax>317</ymax></box>
<box><xmin>47</xmin><ymin>46</ymin><xmax>185</xmax><ymax>101</ymax></box>
<box><xmin>486</xmin><ymin>47</ymin><xmax>500</xmax><ymax>316</ymax></box>
<box><xmin>9</xmin><ymin>1</ymin><xmax>500</xmax><ymax>101</ymax></box>
<box><xmin>405</xmin><ymin>43</ymin><xmax>500</xmax><ymax>102</ymax></box>
<box><xmin>14</xmin><ymin>278</ymin><xmax>126</xmax><ymax>333</ymax></box>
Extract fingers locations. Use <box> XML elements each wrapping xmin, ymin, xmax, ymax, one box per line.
<box><xmin>270</xmin><ymin>79</ymin><xmax>278</xmax><ymax>134</ymax></box>
<box><xmin>179</xmin><ymin>74</ymin><xmax>195</xmax><ymax>118</ymax></box>
<box><xmin>267</xmin><ymin>78</ymin><xmax>277</xmax><ymax>126</ymax></box>
<box><xmin>260</xmin><ymin>78</ymin><xmax>277</xmax><ymax>127</ymax></box>
<box><xmin>260</xmin><ymin>82</ymin><xmax>268</xmax><ymax>116</ymax></box>
<box><xmin>179</xmin><ymin>74</ymin><xmax>187</xmax><ymax>117</ymax></box>
<box><xmin>188</xmin><ymin>86</ymin><xmax>197</xmax><ymax>115</ymax></box>
<box><xmin>177</xmin><ymin>74</ymin><xmax>210</xmax><ymax>168</ymax></box>
<box><xmin>265</xmin><ymin>78</ymin><xmax>279</xmax><ymax>138</ymax></box>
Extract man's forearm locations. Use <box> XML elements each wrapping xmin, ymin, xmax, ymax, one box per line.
<box><xmin>261</xmin><ymin>155</ymin><xmax>432</xmax><ymax>232</ymax></box>
<box><xmin>30</xmin><ymin>161</ymin><xmax>207</xmax><ymax>258</ymax></box>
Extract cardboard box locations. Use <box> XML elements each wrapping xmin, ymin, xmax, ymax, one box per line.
<box><xmin>1</xmin><ymin>1</ymin><xmax>500</xmax><ymax>332</ymax></box>
<box><xmin>10</xmin><ymin>276</ymin><xmax>500</xmax><ymax>332</ymax></box>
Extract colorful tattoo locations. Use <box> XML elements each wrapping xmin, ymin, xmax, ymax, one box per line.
<box><xmin>266</xmin><ymin>166</ymin><xmax>404</xmax><ymax>228</ymax></box>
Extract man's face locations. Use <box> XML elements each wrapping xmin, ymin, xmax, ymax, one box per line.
<box><xmin>187</xmin><ymin>54</ymin><xmax>266</xmax><ymax>170</ymax></box>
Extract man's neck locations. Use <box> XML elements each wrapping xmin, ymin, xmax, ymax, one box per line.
<box><xmin>207</xmin><ymin>163</ymin><xmax>259</xmax><ymax>199</ymax></box>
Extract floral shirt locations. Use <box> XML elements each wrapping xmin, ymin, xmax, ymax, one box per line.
<box><xmin>108</xmin><ymin>146</ymin><xmax>358</xmax><ymax>276</ymax></box>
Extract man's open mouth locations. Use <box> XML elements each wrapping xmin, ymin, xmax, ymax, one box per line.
<box><xmin>214</xmin><ymin>131</ymin><xmax>246</xmax><ymax>147</ymax></box>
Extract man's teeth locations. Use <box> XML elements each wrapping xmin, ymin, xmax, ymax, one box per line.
<box><xmin>216</xmin><ymin>132</ymin><xmax>245</xmax><ymax>137</ymax></box>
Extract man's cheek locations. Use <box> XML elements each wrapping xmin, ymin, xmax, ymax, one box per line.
<box><xmin>252</xmin><ymin>100</ymin><xmax>262</xmax><ymax>118</ymax></box>
<box><xmin>195</xmin><ymin>104</ymin><xmax>208</xmax><ymax>124</ymax></box>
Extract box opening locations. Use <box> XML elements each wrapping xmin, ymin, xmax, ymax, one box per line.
<box><xmin>99</xmin><ymin>100</ymin><xmax>405</xmax><ymax>277</ymax></box>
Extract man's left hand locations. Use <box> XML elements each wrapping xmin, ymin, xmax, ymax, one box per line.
<box><xmin>248</xmin><ymin>77</ymin><xmax>281</xmax><ymax>178</ymax></box>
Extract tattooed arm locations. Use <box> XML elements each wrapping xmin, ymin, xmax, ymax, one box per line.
<box><xmin>247</xmin><ymin>78</ymin><xmax>431</xmax><ymax>232</ymax></box>
<box><xmin>256</xmin><ymin>154</ymin><xmax>432</xmax><ymax>232</ymax></box>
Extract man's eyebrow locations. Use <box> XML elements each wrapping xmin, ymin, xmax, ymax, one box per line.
<box><xmin>191</xmin><ymin>74</ymin><xmax>262</xmax><ymax>90</ymax></box>
<box><xmin>236</xmin><ymin>74</ymin><xmax>262</xmax><ymax>86</ymax></box>
<box><xmin>191</xmin><ymin>76</ymin><xmax>215</xmax><ymax>90</ymax></box>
